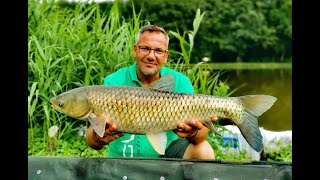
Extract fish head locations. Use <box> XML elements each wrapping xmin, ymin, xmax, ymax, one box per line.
<box><xmin>50</xmin><ymin>88</ymin><xmax>92</xmax><ymax>120</ymax></box>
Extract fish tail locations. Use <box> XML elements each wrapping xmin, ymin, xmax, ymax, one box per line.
<box><xmin>236</xmin><ymin>95</ymin><xmax>277</xmax><ymax>152</ymax></box>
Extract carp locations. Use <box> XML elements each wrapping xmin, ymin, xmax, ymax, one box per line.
<box><xmin>50</xmin><ymin>74</ymin><xmax>277</xmax><ymax>155</ymax></box>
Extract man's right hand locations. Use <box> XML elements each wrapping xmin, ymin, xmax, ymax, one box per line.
<box><xmin>85</xmin><ymin>114</ymin><xmax>124</xmax><ymax>150</ymax></box>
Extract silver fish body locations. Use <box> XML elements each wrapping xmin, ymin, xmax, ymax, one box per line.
<box><xmin>83</xmin><ymin>86</ymin><xmax>244</xmax><ymax>134</ymax></box>
<box><xmin>50</xmin><ymin>74</ymin><xmax>277</xmax><ymax>154</ymax></box>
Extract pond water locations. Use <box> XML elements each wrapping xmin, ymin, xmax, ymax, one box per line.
<box><xmin>219</xmin><ymin>69</ymin><xmax>292</xmax><ymax>131</ymax></box>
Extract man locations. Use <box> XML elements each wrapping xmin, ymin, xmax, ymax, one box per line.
<box><xmin>86</xmin><ymin>25</ymin><xmax>217</xmax><ymax>159</ymax></box>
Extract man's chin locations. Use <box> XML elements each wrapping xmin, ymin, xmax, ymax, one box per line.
<box><xmin>140</xmin><ymin>67</ymin><xmax>158</xmax><ymax>77</ymax></box>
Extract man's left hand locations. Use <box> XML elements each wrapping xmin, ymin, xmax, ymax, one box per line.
<box><xmin>173</xmin><ymin>116</ymin><xmax>218</xmax><ymax>143</ymax></box>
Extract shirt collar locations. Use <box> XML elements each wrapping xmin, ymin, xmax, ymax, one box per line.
<box><xmin>129</xmin><ymin>62</ymin><xmax>141</xmax><ymax>86</ymax></box>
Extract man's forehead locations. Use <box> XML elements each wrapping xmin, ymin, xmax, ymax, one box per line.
<box><xmin>141</xmin><ymin>31</ymin><xmax>166</xmax><ymax>37</ymax></box>
<box><xmin>139</xmin><ymin>32</ymin><xmax>168</xmax><ymax>47</ymax></box>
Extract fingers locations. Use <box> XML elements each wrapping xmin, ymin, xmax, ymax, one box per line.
<box><xmin>179</xmin><ymin>120</ymin><xmax>203</xmax><ymax>130</ymax></box>
<box><xmin>97</xmin><ymin>126</ymin><xmax>124</xmax><ymax>145</ymax></box>
<box><xmin>211</xmin><ymin>116</ymin><xmax>218</xmax><ymax>122</ymax></box>
<box><xmin>104</xmin><ymin>124</ymin><xmax>117</xmax><ymax>136</ymax></box>
<box><xmin>178</xmin><ymin>116</ymin><xmax>218</xmax><ymax>131</ymax></box>
<box><xmin>173</xmin><ymin>129</ymin><xmax>188</xmax><ymax>138</ymax></box>
<box><xmin>101</xmin><ymin>121</ymin><xmax>125</xmax><ymax>143</ymax></box>
<box><xmin>99</xmin><ymin>132</ymin><xmax>124</xmax><ymax>144</ymax></box>
<box><xmin>174</xmin><ymin>116</ymin><xmax>218</xmax><ymax>139</ymax></box>
<box><xmin>175</xmin><ymin>119</ymin><xmax>203</xmax><ymax>138</ymax></box>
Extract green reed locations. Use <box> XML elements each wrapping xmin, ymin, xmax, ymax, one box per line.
<box><xmin>28</xmin><ymin>0</ymin><xmax>142</xmax><ymax>152</ymax></box>
<box><xmin>166</xmin><ymin>8</ymin><xmax>230</xmax><ymax>97</ymax></box>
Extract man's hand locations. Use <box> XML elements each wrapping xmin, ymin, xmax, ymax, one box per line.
<box><xmin>174</xmin><ymin>120</ymin><xmax>202</xmax><ymax>138</ymax></box>
<box><xmin>173</xmin><ymin>116</ymin><xmax>218</xmax><ymax>144</ymax></box>
<box><xmin>86</xmin><ymin>114</ymin><xmax>124</xmax><ymax>149</ymax></box>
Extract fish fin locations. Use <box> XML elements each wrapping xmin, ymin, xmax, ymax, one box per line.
<box><xmin>146</xmin><ymin>132</ymin><xmax>167</xmax><ymax>155</ymax></box>
<box><xmin>148</xmin><ymin>74</ymin><xmax>175</xmax><ymax>92</ymax></box>
<box><xmin>88</xmin><ymin>113</ymin><xmax>107</xmax><ymax>138</ymax></box>
<box><xmin>239</xmin><ymin>95</ymin><xmax>277</xmax><ymax>116</ymax></box>
<box><xmin>236</xmin><ymin>95</ymin><xmax>277</xmax><ymax>152</ymax></box>
<box><xmin>236</xmin><ymin>110</ymin><xmax>263</xmax><ymax>153</ymax></box>
<box><xmin>204</xmin><ymin>121</ymin><xmax>222</xmax><ymax>136</ymax></box>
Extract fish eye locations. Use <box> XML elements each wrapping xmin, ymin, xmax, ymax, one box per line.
<box><xmin>58</xmin><ymin>100</ymin><xmax>64</xmax><ymax>107</ymax></box>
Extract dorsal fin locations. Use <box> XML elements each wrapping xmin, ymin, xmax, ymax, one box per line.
<box><xmin>147</xmin><ymin>74</ymin><xmax>175</xmax><ymax>92</ymax></box>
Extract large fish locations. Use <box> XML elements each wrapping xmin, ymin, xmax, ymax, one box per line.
<box><xmin>50</xmin><ymin>74</ymin><xmax>277</xmax><ymax>155</ymax></box>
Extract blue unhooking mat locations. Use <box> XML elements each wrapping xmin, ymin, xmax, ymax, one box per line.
<box><xmin>28</xmin><ymin>156</ymin><xmax>292</xmax><ymax>180</ymax></box>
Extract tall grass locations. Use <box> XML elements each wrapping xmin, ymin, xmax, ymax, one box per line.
<box><xmin>166</xmin><ymin>9</ymin><xmax>231</xmax><ymax>97</ymax></box>
<box><xmin>28</xmin><ymin>0</ymin><xmax>143</xmax><ymax>155</ymax></box>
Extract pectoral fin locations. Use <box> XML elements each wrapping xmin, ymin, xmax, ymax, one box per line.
<box><xmin>88</xmin><ymin>113</ymin><xmax>107</xmax><ymax>137</ymax></box>
<box><xmin>146</xmin><ymin>132</ymin><xmax>167</xmax><ymax>155</ymax></box>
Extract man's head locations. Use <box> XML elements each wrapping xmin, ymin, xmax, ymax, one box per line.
<box><xmin>133</xmin><ymin>25</ymin><xmax>170</xmax><ymax>77</ymax></box>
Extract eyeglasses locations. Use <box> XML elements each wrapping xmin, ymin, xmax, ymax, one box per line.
<box><xmin>137</xmin><ymin>45</ymin><xmax>167</xmax><ymax>57</ymax></box>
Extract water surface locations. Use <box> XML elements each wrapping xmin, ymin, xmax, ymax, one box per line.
<box><xmin>219</xmin><ymin>69</ymin><xmax>292</xmax><ymax>131</ymax></box>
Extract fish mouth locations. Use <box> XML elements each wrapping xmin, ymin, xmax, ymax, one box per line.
<box><xmin>50</xmin><ymin>99</ymin><xmax>56</xmax><ymax>108</ymax></box>
<box><xmin>50</xmin><ymin>103</ymin><xmax>62</xmax><ymax>113</ymax></box>
<box><xmin>50</xmin><ymin>98</ymin><xmax>61</xmax><ymax>112</ymax></box>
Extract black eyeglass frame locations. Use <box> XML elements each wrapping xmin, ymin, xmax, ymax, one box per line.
<box><xmin>137</xmin><ymin>45</ymin><xmax>168</xmax><ymax>57</ymax></box>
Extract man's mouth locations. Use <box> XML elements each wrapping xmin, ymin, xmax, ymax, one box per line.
<box><xmin>142</xmin><ymin>58</ymin><xmax>157</xmax><ymax>63</ymax></box>
<box><xmin>142</xmin><ymin>61</ymin><xmax>157</xmax><ymax>67</ymax></box>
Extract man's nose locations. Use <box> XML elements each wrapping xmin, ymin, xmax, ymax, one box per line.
<box><xmin>146</xmin><ymin>49</ymin><xmax>157</xmax><ymax>59</ymax></box>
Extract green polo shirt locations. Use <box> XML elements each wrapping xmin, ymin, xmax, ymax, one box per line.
<box><xmin>103</xmin><ymin>62</ymin><xmax>194</xmax><ymax>158</ymax></box>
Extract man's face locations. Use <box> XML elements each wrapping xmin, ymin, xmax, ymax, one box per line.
<box><xmin>133</xmin><ymin>31</ymin><xmax>169</xmax><ymax>77</ymax></box>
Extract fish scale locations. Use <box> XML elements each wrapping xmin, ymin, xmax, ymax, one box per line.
<box><xmin>50</xmin><ymin>74</ymin><xmax>277</xmax><ymax>154</ymax></box>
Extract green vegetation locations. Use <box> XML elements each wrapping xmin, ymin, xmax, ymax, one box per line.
<box><xmin>28</xmin><ymin>126</ymin><xmax>109</xmax><ymax>157</ymax></box>
<box><xmin>28</xmin><ymin>0</ymin><xmax>291</xmax><ymax>162</ymax></box>
<box><xmin>265</xmin><ymin>145</ymin><xmax>292</xmax><ymax>162</ymax></box>
<box><xmin>72</xmin><ymin>0</ymin><xmax>292</xmax><ymax>63</ymax></box>
<box><xmin>194</xmin><ymin>62</ymin><xmax>292</xmax><ymax>70</ymax></box>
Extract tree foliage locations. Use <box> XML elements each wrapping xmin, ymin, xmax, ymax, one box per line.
<box><xmin>119</xmin><ymin>0</ymin><xmax>292</xmax><ymax>62</ymax></box>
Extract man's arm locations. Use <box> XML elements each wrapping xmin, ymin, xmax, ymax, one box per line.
<box><xmin>173</xmin><ymin>117</ymin><xmax>218</xmax><ymax>159</ymax></box>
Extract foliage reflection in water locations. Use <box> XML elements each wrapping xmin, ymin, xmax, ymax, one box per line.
<box><xmin>220</xmin><ymin>69</ymin><xmax>292</xmax><ymax>131</ymax></box>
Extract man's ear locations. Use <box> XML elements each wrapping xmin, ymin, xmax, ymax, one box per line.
<box><xmin>164</xmin><ymin>50</ymin><xmax>169</xmax><ymax>62</ymax></box>
<box><xmin>133</xmin><ymin>44</ymin><xmax>138</xmax><ymax>57</ymax></box>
